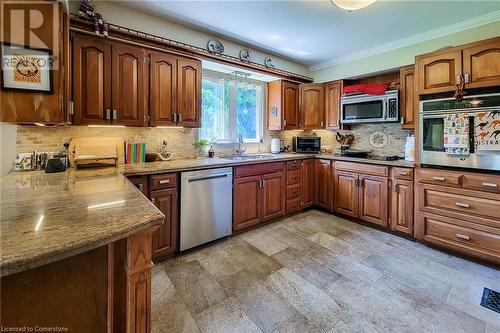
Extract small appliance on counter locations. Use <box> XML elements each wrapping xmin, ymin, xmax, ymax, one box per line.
<box><xmin>270</xmin><ymin>138</ymin><xmax>281</xmax><ymax>154</ymax></box>
<box><xmin>293</xmin><ymin>136</ymin><xmax>321</xmax><ymax>153</ymax></box>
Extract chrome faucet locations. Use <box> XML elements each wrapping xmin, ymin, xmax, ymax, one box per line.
<box><xmin>235</xmin><ymin>134</ymin><xmax>246</xmax><ymax>157</ymax></box>
<box><xmin>257</xmin><ymin>137</ymin><xmax>263</xmax><ymax>156</ymax></box>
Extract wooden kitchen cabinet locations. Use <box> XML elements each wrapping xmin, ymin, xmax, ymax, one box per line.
<box><xmin>72</xmin><ymin>35</ymin><xmax>112</xmax><ymax>125</ymax></box>
<box><xmin>149</xmin><ymin>51</ymin><xmax>177</xmax><ymax>126</ymax></box>
<box><xmin>233</xmin><ymin>176</ymin><xmax>262</xmax><ymax>231</ymax></box>
<box><xmin>416</xmin><ymin>36</ymin><xmax>500</xmax><ymax>94</ymax></box>
<box><xmin>150</xmin><ymin>188</ymin><xmax>178</xmax><ymax>258</ymax></box>
<box><xmin>462</xmin><ymin>38</ymin><xmax>500</xmax><ymax>89</ymax></box>
<box><xmin>72</xmin><ymin>32</ymin><xmax>202</xmax><ymax>128</ymax></box>
<box><xmin>334</xmin><ymin>170</ymin><xmax>358</xmax><ymax>218</ymax></box>
<box><xmin>390</xmin><ymin>179</ymin><xmax>414</xmax><ymax>236</ymax></box>
<box><xmin>233</xmin><ymin>162</ymin><xmax>285</xmax><ymax>231</ymax></box>
<box><xmin>324</xmin><ymin>80</ymin><xmax>343</xmax><ymax>130</ymax></box>
<box><xmin>302</xmin><ymin>159</ymin><xmax>315</xmax><ymax>208</ymax></box>
<box><xmin>267</xmin><ymin>80</ymin><xmax>300</xmax><ymax>130</ymax></box>
<box><xmin>177</xmin><ymin>57</ymin><xmax>202</xmax><ymax>127</ymax></box>
<box><xmin>262</xmin><ymin>172</ymin><xmax>286</xmax><ymax>221</ymax></box>
<box><xmin>314</xmin><ymin>159</ymin><xmax>333</xmax><ymax>210</ymax></box>
<box><xmin>1</xmin><ymin>1</ymin><xmax>70</xmax><ymax>124</ymax></box>
<box><xmin>127</xmin><ymin>175</ymin><xmax>149</xmax><ymax>196</ymax></box>
<box><xmin>111</xmin><ymin>42</ymin><xmax>148</xmax><ymax>126</ymax></box>
<box><xmin>358</xmin><ymin>175</ymin><xmax>388</xmax><ymax>227</ymax></box>
<box><xmin>416</xmin><ymin>49</ymin><xmax>462</xmax><ymax>94</ymax></box>
<box><xmin>301</xmin><ymin>84</ymin><xmax>325</xmax><ymax>129</ymax></box>
<box><xmin>399</xmin><ymin>65</ymin><xmax>416</xmax><ymax>129</ymax></box>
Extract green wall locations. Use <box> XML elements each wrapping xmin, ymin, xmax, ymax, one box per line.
<box><xmin>312</xmin><ymin>21</ymin><xmax>500</xmax><ymax>83</ymax></box>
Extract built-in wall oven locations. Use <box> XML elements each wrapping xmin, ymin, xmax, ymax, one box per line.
<box><xmin>419</xmin><ymin>92</ymin><xmax>500</xmax><ymax>171</ymax></box>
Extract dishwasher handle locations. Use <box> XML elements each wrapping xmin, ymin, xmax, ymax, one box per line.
<box><xmin>187</xmin><ymin>173</ymin><xmax>230</xmax><ymax>183</ymax></box>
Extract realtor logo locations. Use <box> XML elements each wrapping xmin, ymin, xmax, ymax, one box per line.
<box><xmin>1</xmin><ymin>1</ymin><xmax>59</xmax><ymax>69</ymax></box>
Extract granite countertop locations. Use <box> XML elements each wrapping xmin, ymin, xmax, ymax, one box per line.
<box><xmin>119</xmin><ymin>153</ymin><xmax>414</xmax><ymax>176</ymax></box>
<box><xmin>0</xmin><ymin>153</ymin><xmax>413</xmax><ymax>277</ymax></box>
<box><xmin>0</xmin><ymin>168</ymin><xmax>164</xmax><ymax>277</ymax></box>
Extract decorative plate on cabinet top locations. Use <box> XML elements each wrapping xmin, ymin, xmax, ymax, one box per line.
<box><xmin>207</xmin><ymin>39</ymin><xmax>224</xmax><ymax>55</ymax></box>
<box><xmin>369</xmin><ymin>131</ymin><xmax>388</xmax><ymax>148</ymax></box>
<box><xmin>264</xmin><ymin>56</ymin><xmax>276</xmax><ymax>68</ymax></box>
<box><xmin>239</xmin><ymin>48</ymin><xmax>252</xmax><ymax>62</ymax></box>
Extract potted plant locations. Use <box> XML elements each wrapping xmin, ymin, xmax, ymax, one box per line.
<box><xmin>192</xmin><ymin>139</ymin><xmax>210</xmax><ymax>158</ymax></box>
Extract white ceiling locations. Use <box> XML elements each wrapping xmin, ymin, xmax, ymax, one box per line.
<box><xmin>115</xmin><ymin>1</ymin><xmax>500</xmax><ymax>69</ymax></box>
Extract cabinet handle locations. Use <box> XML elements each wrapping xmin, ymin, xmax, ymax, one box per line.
<box><xmin>392</xmin><ymin>183</ymin><xmax>397</xmax><ymax>192</ymax></box>
<box><xmin>293</xmin><ymin>189</ymin><xmax>298</xmax><ymax>193</ymax></box>
<box><xmin>173</xmin><ymin>113</ymin><xmax>178</xmax><ymax>122</ymax></box>
<box><xmin>455</xmin><ymin>74</ymin><xmax>462</xmax><ymax>85</ymax></box>
<box><xmin>456</xmin><ymin>233</ymin><xmax>470</xmax><ymax>241</ymax></box>
<box><xmin>464</xmin><ymin>73</ymin><xmax>470</xmax><ymax>84</ymax></box>
<box><xmin>284</xmin><ymin>119</ymin><xmax>287</xmax><ymax>126</ymax></box>
<box><xmin>138</xmin><ymin>183</ymin><xmax>144</xmax><ymax>192</ymax></box>
<box><xmin>455</xmin><ymin>202</ymin><xmax>470</xmax><ymax>208</ymax></box>
<box><xmin>178</xmin><ymin>113</ymin><xmax>182</xmax><ymax>123</ymax></box>
<box><xmin>112</xmin><ymin>109</ymin><xmax>117</xmax><ymax>120</ymax></box>
<box><xmin>159</xmin><ymin>179</ymin><xmax>170</xmax><ymax>185</ymax></box>
<box><xmin>398</xmin><ymin>172</ymin><xmax>410</xmax><ymax>177</ymax></box>
<box><xmin>151</xmin><ymin>197</ymin><xmax>155</xmax><ymax>204</ymax></box>
<box><xmin>400</xmin><ymin>116</ymin><xmax>404</xmax><ymax>125</ymax></box>
<box><xmin>320</xmin><ymin>121</ymin><xmax>324</xmax><ymax>127</ymax></box>
<box><xmin>482</xmin><ymin>182</ymin><xmax>497</xmax><ymax>188</ymax></box>
<box><xmin>106</xmin><ymin>109</ymin><xmax>111</xmax><ymax>120</ymax></box>
<box><xmin>432</xmin><ymin>176</ymin><xmax>445</xmax><ymax>182</ymax></box>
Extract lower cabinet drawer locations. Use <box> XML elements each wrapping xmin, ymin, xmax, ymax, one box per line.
<box><xmin>418</xmin><ymin>212</ymin><xmax>500</xmax><ymax>264</ymax></box>
<box><xmin>419</xmin><ymin>184</ymin><xmax>500</xmax><ymax>228</ymax></box>
<box><xmin>287</xmin><ymin>183</ymin><xmax>301</xmax><ymax>199</ymax></box>
<box><xmin>286</xmin><ymin>197</ymin><xmax>302</xmax><ymax>214</ymax></box>
<box><xmin>287</xmin><ymin>169</ymin><xmax>302</xmax><ymax>185</ymax></box>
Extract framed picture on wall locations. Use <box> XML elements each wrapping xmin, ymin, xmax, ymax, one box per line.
<box><xmin>1</xmin><ymin>43</ymin><xmax>53</xmax><ymax>93</ymax></box>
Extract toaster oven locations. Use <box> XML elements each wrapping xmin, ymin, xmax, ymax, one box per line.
<box><xmin>292</xmin><ymin>136</ymin><xmax>321</xmax><ymax>153</ymax></box>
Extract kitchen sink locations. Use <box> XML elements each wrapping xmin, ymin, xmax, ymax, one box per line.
<box><xmin>221</xmin><ymin>154</ymin><xmax>276</xmax><ymax>161</ymax></box>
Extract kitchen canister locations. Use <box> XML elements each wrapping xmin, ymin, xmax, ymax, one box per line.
<box><xmin>271</xmin><ymin>138</ymin><xmax>281</xmax><ymax>154</ymax></box>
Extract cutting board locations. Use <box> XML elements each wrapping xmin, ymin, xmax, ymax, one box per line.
<box><xmin>69</xmin><ymin>137</ymin><xmax>125</xmax><ymax>168</ymax></box>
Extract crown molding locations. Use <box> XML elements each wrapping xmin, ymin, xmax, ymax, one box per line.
<box><xmin>309</xmin><ymin>10</ymin><xmax>500</xmax><ymax>72</ymax></box>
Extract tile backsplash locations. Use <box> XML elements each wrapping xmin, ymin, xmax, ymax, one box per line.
<box><xmin>15</xmin><ymin>123</ymin><xmax>412</xmax><ymax>161</ymax></box>
<box><xmin>277</xmin><ymin>123</ymin><xmax>413</xmax><ymax>157</ymax></box>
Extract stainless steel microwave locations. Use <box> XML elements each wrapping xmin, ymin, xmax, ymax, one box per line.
<box><xmin>341</xmin><ymin>90</ymin><xmax>399</xmax><ymax>124</ymax></box>
<box><xmin>419</xmin><ymin>92</ymin><xmax>500</xmax><ymax>171</ymax></box>
<box><xmin>293</xmin><ymin>136</ymin><xmax>321</xmax><ymax>153</ymax></box>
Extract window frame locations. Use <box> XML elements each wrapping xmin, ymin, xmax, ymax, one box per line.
<box><xmin>200</xmin><ymin>69</ymin><xmax>266</xmax><ymax>144</ymax></box>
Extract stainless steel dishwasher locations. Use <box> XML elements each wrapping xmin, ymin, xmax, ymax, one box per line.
<box><xmin>180</xmin><ymin>167</ymin><xmax>233</xmax><ymax>251</ymax></box>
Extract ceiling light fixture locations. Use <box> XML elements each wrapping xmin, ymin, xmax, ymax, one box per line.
<box><xmin>331</xmin><ymin>0</ymin><xmax>376</xmax><ymax>11</ymax></box>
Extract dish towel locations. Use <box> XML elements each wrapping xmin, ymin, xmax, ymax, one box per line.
<box><xmin>475</xmin><ymin>111</ymin><xmax>500</xmax><ymax>151</ymax></box>
<box><xmin>444</xmin><ymin>113</ymin><xmax>470</xmax><ymax>156</ymax></box>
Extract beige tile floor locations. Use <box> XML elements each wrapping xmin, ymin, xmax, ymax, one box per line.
<box><xmin>151</xmin><ymin>210</ymin><xmax>500</xmax><ymax>333</ymax></box>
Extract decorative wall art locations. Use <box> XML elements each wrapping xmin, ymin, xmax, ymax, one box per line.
<box><xmin>369</xmin><ymin>131</ymin><xmax>388</xmax><ymax>148</ymax></box>
<box><xmin>239</xmin><ymin>48</ymin><xmax>252</xmax><ymax>62</ymax></box>
<box><xmin>207</xmin><ymin>39</ymin><xmax>224</xmax><ymax>55</ymax></box>
<box><xmin>264</xmin><ymin>56</ymin><xmax>276</xmax><ymax>68</ymax></box>
<box><xmin>1</xmin><ymin>43</ymin><xmax>53</xmax><ymax>93</ymax></box>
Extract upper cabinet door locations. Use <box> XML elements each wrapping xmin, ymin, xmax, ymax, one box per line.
<box><xmin>111</xmin><ymin>42</ymin><xmax>147</xmax><ymax>126</ymax></box>
<box><xmin>283</xmin><ymin>81</ymin><xmax>300</xmax><ymax>129</ymax></box>
<box><xmin>149</xmin><ymin>51</ymin><xmax>177</xmax><ymax>126</ymax></box>
<box><xmin>300</xmin><ymin>84</ymin><xmax>324</xmax><ymax>129</ymax></box>
<box><xmin>462</xmin><ymin>38</ymin><xmax>500</xmax><ymax>89</ymax></box>
<box><xmin>324</xmin><ymin>80</ymin><xmax>342</xmax><ymax>130</ymax></box>
<box><xmin>72</xmin><ymin>36</ymin><xmax>112</xmax><ymax>125</ymax></box>
<box><xmin>399</xmin><ymin>65</ymin><xmax>416</xmax><ymax>129</ymax></box>
<box><xmin>416</xmin><ymin>49</ymin><xmax>462</xmax><ymax>94</ymax></box>
<box><xmin>177</xmin><ymin>57</ymin><xmax>201</xmax><ymax>128</ymax></box>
